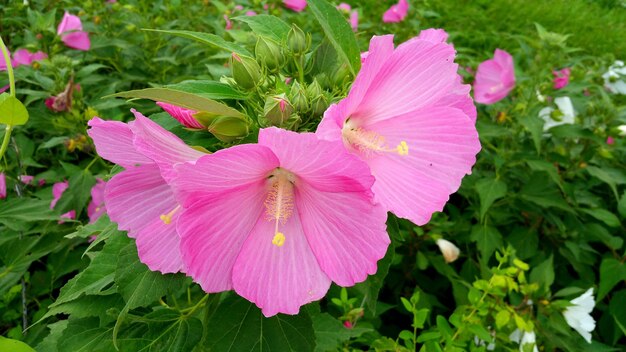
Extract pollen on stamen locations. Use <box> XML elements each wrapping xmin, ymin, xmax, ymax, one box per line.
<box><xmin>159</xmin><ymin>205</ymin><xmax>180</xmax><ymax>225</ymax></box>
<box><xmin>344</xmin><ymin>128</ymin><xmax>386</xmax><ymax>155</ymax></box>
<box><xmin>264</xmin><ymin>180</ymin><xmax>294</xmax><ymax>224</ymax></box>
<box><xmin>272</xmin><ymin>232</ymin><xmax>286</xmax><ymax>247</ymax></box>
<box><xmin>396</xmin><ymin>141</ymin><xmax>409</xmax><ymax>155</ymax></box>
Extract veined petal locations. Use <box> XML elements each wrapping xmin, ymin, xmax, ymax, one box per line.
<box><xmin>61</xmin><ymin>31</ymin><xmax>91</xmax><ymax>51</ymax></box>
<box><xmin>258</xmin><ymin>127</ymin><xmax>374</xmax><ymax>193</ymax></box>
<box><xmin>173</xmin><ymin>144</ymin><xmax>279</xmax><ymax>206</ymax></box>
<box><xmin>295</xmin><ymin>181</ymin><xmax>389</xmax><ymax>286</ymax></box>
<box><xmin>130</xmin><ymin>109</ymin><xmax>205</xmax><ymax>182</ymax></box>
<box><xmin>232</xmin><ymin>203</ymin><xmax>331</xmax><ymax>317</ymax></box>
<box><xmin>87</xmin><ymin>117</ymin><xmax>151</xmax><ymax>168</ymax></box>
<box><xmin>135</xmin><ymin>214</ymin><xmax>184</xmax><ymax>274</ymax></box>
<box><xmin>179</xmin><ymin>182</ymin><xmax>268</xmax><ymax>292</ymax></box>
<box><xmin>366</xmin><ymin>106</ymin><xmax>480</xmax><ymax>225</ymax></box>
<box><xmin>156</xmin><ymin>102</ymin><xmax>204</xmax><ymax>129</ymax></box>
<box><xmin>57</xmin><ymin>12</ymin><xmax>83</xmax><ymax>34</ymax></box>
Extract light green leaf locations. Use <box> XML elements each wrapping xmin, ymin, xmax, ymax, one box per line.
<box><xmin>234</xmin><ymin>15</ymin><xmax>291</xmax><ymax>42</ymax></box>
<box><xmin>146</xmin><ymin>29</ymin><xmax>251</xmax><ymax>56</ymax></box>
<box><xmin>166</xmin><ymin>80</ymin><xmax>247</xmax><ymax>100</ymax></box>
<box><xmin>106</xmin><ymin>87</ymin><xmax>244</xmax><ymax>118</ymax></box>
<box><xmin>308</xmin><ymin>0</ymin><xmax>360</xmax><ymax>76</ymax></box>
<box><xmin>0</xmin><ymin>336</ymin><xmax>36</xmax><ymax>352</ymax></box>
<box><xmin>205</xmin><ymin>294</ymin><xmax>315</xmax><ymax>352</ymax></box>
<box><xmin>0</xmin><ymin>93</ymin><xmax>29</xmax><ymax>125</ymax></box>
<box><xmin>475</xmin><ymin>178</ymin><xmax>507</xmax><ymax>220</ymax></box>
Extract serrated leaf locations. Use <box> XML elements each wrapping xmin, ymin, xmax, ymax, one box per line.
<box><xmin>0</xmin><ymin>93</ymin><xmax>29</xmax><ymax>125</ymax></box>
<box><xmin>146</xmin><ymin>29</ymin><xmax>251</xmax><ymax>56</ymax></box>
<box><xmin>470</xmin><ymin>225</ymin><xmax>502</xmax><ymax>260</ymax></box>
<box><xmin>106</xmin><ymin>88</ymin><xmax>244</xmax><ymax>118</ymax></box>
<box><xmin>0</xmin><ymin>198</ymin><xmax>59</xmax><ymax>229</ymax></box>
<box><xmin>475</xmin><ymin>177</ymin><xmax>507</xmax><ymax>220</ymax></box>
<box><xmin>308</xmin><ymin>0</ymin><xmax>360</xmax><ymax>76</ymax></box>
<box><xmin>58</xmin><ymin>317</ymin><xmax>114</xmax><ymax>352</ymax></box>
<box><xmin>42</xmin><ymin>293</ymin><xmax>125</xmax><ymax>325</ymax></box>
<box><xmin>234</xmin><ymin>15</ymin><xmax>291</xmax><ymax>42</ymax></box>
<box><xmin>312</xmin><ymin>313</ymin><xmax>371</xmax><ymax>352</ymax></box>
<box><xmin>35</xmin><ymin>320</ymin><xmax>68</xmax><ymax>352</ymax></box>
<box><xmin>205</xmin><ymin>294</ymin><xmax>315</xmax><ymax>352</ymax></box>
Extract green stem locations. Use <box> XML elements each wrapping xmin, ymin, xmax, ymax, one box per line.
<box><xmin>0</xmin><ymin>36</ymin><xmax>16</xmax><ymax>164</ymax></box>
<box><xmin>0</xmin><ymin>125</ymin><xmax>13</xmax><ymax>162</ymax></box>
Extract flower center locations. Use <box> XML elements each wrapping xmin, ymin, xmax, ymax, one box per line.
<box><xmin>264</xmin><ymin>168</ymin><xmax>296</xmax><ymax>247</ymax></box>
<box><xmin>160</xmin><ymin>205</ymin><xmax>181</xmax><ymax>225</ymax></box>
<box><xmin>342</xmin><ymin>121</ymin><xmax>409</xmax><ymax>157</ymax></box>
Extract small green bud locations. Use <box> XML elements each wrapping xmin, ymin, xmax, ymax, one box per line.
<box><xmin>255</xmin><ymin>36</ymin><xmax>284</xmax><ymax>72</ymax></box>
<box><xmin>287</xmin><ymin>24</ymin><xmax>309</xmax><ymax>55</ymax></box>
<box><xmin>550</xmin><ymin>109</ymin><xmax>564</xmax><ymax>122</ymax></box>
<box><xmin>289</xmin><ymin>81</ymin><xmax>309</xmax><ymax>112</ymax></box>
<box><xmin>332</xmin><ymin>64</ymin><xmax>351</xmax><ymax>87</ymax></box>
<box><xmin>310</xmin><ymin>94</ymin><xmax>329</xmax><ymax>117</ymax></box>
<box><xmin>231</xmin><ymin>52</ymin><xmax>262</xmax><ymax>90</ymax></box>
<box><xmin>193</xmin><ymin>112</ymin><xmax>250</xmax><ymax>142</ymax></box>
<box><xmin>306</xmin><ymin>79</ymin><xmax>323</xmax><ymax>99</ymax></box>
<box><xmin>263</xmin><ymin>94</ymin><xmax>293</xmax><ymax>126</ymax></box>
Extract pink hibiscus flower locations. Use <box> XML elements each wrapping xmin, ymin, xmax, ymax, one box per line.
<box><xmin>172</xmin><ymin>127</ymin><xmax>389</xmax><ymax>317</ymax></box>
<box><xmin>51</xmin><ymin>181</ymin><xmax>77</xmax><ymax>221</ymax></box>
<box><xmin>553</xmin><ymin>67</ymin><xmax>571</xmax><ymax>90</ymax></box>
<box><xmin>12</xmin><ymin>49</ymin><xmax>48</xmax><ymax>66</ymax></box>
<box><xmin>283</xmin><ymin>0</ymin><xmax>307</xmax><ymax>12</ymax></box>
<box><xmin>337</xmin><ymin>3</ymin><xmax>358</xmax><ymax>31</ymax></box>
<box><xmin>0</xmin><ymin>173</ymin><xmax>6</xmax><ymax>199</ymax></box>
<box><xmin>316</xmin><ymin>33</ymin><xmax>481</xmax><ymax>226</ymax></box>
<box><xmin>0</xmin><ymin>49</ymin><xmax>12</xmax><ymax>71</ymax></box>
<box><xmin>156</xmin><ymin>102</ymin><xmax>204</xmax><ymax>129</ymax></box>
<box><xmin>473</xmin><ymin>49</ymin><xmax>515</xmax><ymax>104</ymax></box>
<box><xmin>383</xmin><ymin>0</ymin><xmax>409</xmax><ymax>23</ymax></box>
<box><xmin>19</xmin><ymin>175</ymin><xmax>34</xmax><ymax>185</ymax></box>
<box><xmin>87</xmin><ymin>178</ymin><xmax>107</xmax><ymax>223</ymax></box>
<box><xmin>87</xmin><ymin>109</ymin><xmax>204</xmax><ymax>273</ymax></box>
<box><xmin>57</xmin><ymin>12</ymin><xmax>91</xmax><ymax>51</ymax></box>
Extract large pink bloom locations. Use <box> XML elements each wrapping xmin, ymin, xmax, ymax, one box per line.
<box><xmin>316</xmin><ymin>33</ymin><xmax>481</xmax><ymax>226</ymax></box>
<box><xmin>383</xmin><ymin>0</ymin><xmax>408</xmax><ymax>23</ymax></box>
<box><xmin>51</xmin><ymin>181</ymin><xmax>76</xmax><ymax>221</ymax></box>
<box><xmin>283</xmin><ymin>0</ymin><xmax>307</xmax><ymax>12</ymax></box>
<box><xmin>156</xmin><ymin>102</ymin><xmax>204</xmax><ymax>129</ymax></box>
<box><xmin>87</xmin><ymin>110</ymin><xmax>204</xmax><ymax>273</ymax></box>
<box><xmin>12</xmin><ymin>49</ymin><xmax>48</xmax><ymax>66</ymax></box>
<box><xmin>57</xmin><ymin>12</ymin><xmax>91</xmax><ymax>51</ymax></box>
<box><xmin>553</xmin><ymin>67</ymin><xmax>571</xmax><ymax>90</ymax></box>
<box><xmin>172</xmin><ymin>127</ymin><xmax>389</xmax><ymax>317</ymax></box>
<box><xmin>473</xmin><ymin>49</ymin><xmax>515</xmax><ymax>104</ymax></box>
<box><xmin>87</xmin><ymin>178</ymin><xmax>107</xmax><ymax>223</ymax></box>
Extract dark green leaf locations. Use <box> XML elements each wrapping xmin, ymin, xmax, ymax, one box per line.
<box><xmin>580</xmin><ymin>208</ymin><xmax>621</xmax><ymax>228</ymax></box>
<box><xmin>166</xmin><ymin>80</ymin><xmax>247</xmax><ymax>100</ymax></box>
<box><xmin>146</xmin><ymin>29</ymin><xmax>251</xmax><ymax>56</ymax></box>
<box><xmin>312</xmin><ymin>313</ymin><xmax>371</xmax><ymax>352</ymax></box>
<box><xmin>470</xmin><ymin>225</ymin><xmax>502</xmax><ymax>260</ymax></box>
<box><xmin>598</xmin><ymin>258</ymin><xmax>626</xmax><ymax>301</ymax></box>
<box><xmin>529</xmin><ymin>255</ymin><xmax>554</xmax><ymax>293</ymax></box>
<box><xmin>234</xmin><ymin>15</ymin><xmax>291</xmax><ymax>42</ymax></box>
<box><xmin>475</xmin><ymin>177</ymin><xmax>507</xmax><ymax>221</ymax></box>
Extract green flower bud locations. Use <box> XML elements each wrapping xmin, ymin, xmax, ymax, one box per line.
<box><xmin>310</xmin><ymin>94</ymin><xmax>329</xmax><ymax>117</ymax></box>
<box><xmin>332</xmin><ymin>63</ymin><xmax>351</xmax><ymax>87</ymax></box>
<box><xmin>287</xmin><ymin>24</ymin><xmax>309</xmax><ymax>55</ymax></box>
<box><xmin>193</xmin><ymin>112</ymin><xmax>250</xmax><ymax>142</ymax></box>
<box><xmin>231</xmin><ymin>52</ymin><xmax>262</xmax><ymax>90</ymax></box>
<box><xmin>263</xmin><ymin>94</ymin><xmax>293</xmax><ymax>126</ymax></box>
<box><xmin>289</xmin><ymin>81</ymin><xmax>309</xmax><ymax>113</ymax></box>
<box><xmin>550</xmin><ymin>109</ymin><xmax>564</xmax><ymax>122</ymax></box>
<box><xmin>306</xmin><ymin>79</ymin><xmax>323</xmax><ymax>99</ymax></box>
<box><xmin>255</xmin><ymin>36</ymin><xmax>284</xmax><ymax>72</ymax></box>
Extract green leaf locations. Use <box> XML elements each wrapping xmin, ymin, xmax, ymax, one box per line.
<box><xmin>0</xmin><ymin>336</ymin><xmax>36</xmax><ymax>352</ymax></box>
<box><xmin>205</xmin><ymin>294</ymin><xmax>315</xmax><ymax>352</ymax></box>
<box><xmin>618</xmin><ymin>192</ymin><xmax>626</xmax><ymax>218</ymax></box>
<box><xmin>495</xmin><ymin>310</ymin><xmax>511</xmax><ymax>329</ymax></box>
<box><xmin>166</xmin><ymin>80</ymin><xmax>247</xmax><ymax>100</ymax></box>
<box><xmin>312</xmin><ymin>313</ymin><xmax>371</xmax><ymax>352</ymax></box>
<box><xmin>106</xmin><ymin>88</ymin><xmax>244</xmax><ymax>118</ymax></box>
<box><xmin>58</xmin><ymin>317</ymin><xmax>114</xmax><ymax>352</ymax></box>
<box><xmin>0</xmin><ymin>198</ymin><xmax>59</xmax><ymax>229</ymax></box>
<box><xmin>519</xmin><ymin>114</ymin><xmax>543</xmax><ymax>153</ymax></box>
<box><xmin>55</xmin><ymin>170</ymin><xmax>96</xmax><ymax>216</ymax></box>
<box><xmin>470</xmin><ymin>225</ymin><xmax>502</xmax><ymax>260</ymax></box>
<box><xmin>598</xmin><ymin>258</ymin><xmax>626</xmax><ymax>301</ymax></box>
<box><xmin>35</xmin><ymin>320</ymin><xmax>68</xmax><ymax>352</ymax></box>
<box><xmin>475</xmin><ymin>177</ymin><xmax>507</xmax><ymax>220</ymax></box>
<box><xmin>146</xmin><ymin>29</ymin><xmax>251</xmax><ymax>56</ymax></box>
<box><xmin>529</xmin><ymin>254</ymin><xmax>554</xmax><ymax>293</ymax></box>
<box><xmin>308</xmin><ymin>0</ymin><xmax>361</xmax><ymax>76</ymax></box>
<box><xmin>580</xmin><ymin>208</ymin><xmax>621</xmax><ymax>228</ymax></box>
<box><xmin>0</xmin><ymin>93</ymin><xmax>29</xmax><ymax>125</ymax></box>
<box><xmin>42</xmin><ymin>293</ymin><xmax>125</xmax><ymax>325</ymax></box>
<box><xmin>586</xmin><ymin>166</ymin><xmax>619</xmax><ymax>200</ymax></box>
<box><xmin>234</xmin><ymin>15</ymin><xmax>291</xmax><ymax>42</ymax></box>
<box><xmin>526</xmin><ymin>160</ymin><xmax>563</xmax><ymax>190</ymax></box>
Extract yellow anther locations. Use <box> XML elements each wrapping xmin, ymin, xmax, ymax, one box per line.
<box><xmin>272</xmin><ymin>232</ymin><xmax>286</xmax><ymax>247</ymax></box>
<box><xmin>159</xmin><ymin>205</ymin><xmax>181</xmax><ymax>225</ymax></box>
<box><xmin>396</xmin><ymin>141</ymin><xmax>409</xmax><ymax>156</ymax></box>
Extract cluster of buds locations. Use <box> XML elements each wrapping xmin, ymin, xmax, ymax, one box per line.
<box><xmin>66</xmin><ymin>134</ymin><xmax>90</xmax><ymax>152</ymax></box>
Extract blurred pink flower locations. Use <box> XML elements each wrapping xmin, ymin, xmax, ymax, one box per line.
<box><xmin>0</xmin><ymin>48</ymin><xmax>12</xmax><ymax>71</ymax></box>
<box><xmin>337</xmin><ymin>3</ymin><xmax>351</xmax><ymax>12</ymax></box>
<box><xmin>19</xmin><ymin>175</ymin><xmax>34</xmax><ymax>184</ymax></box>
<box><xmin>383</xmin><ymin>0</ymin><xmax>409</xmax><ymax>23</ymax></box>
<box><xmin>51</xmin><ymin>181</ymin><xmax>76</xmax><ymax>221</ymax></box>
<box><xmin>57</xmin><ymin>12</ymin><xmax>91</xmax><ymax>51</ymax></box>
<box><xmin>317</xmin><ymin>33</ymin><xmax>480</xmax><ymax>226</ymax></box>
<box><xmin>0</xmin><ymin>173</ymin><xmax>6</xmax><ymax>199</ymax></box>
<box><xmin>156</xmin><ymin>102</ymin><xmax>204</xmax><ymax>129</ymax></box>
<box><xmin>224</xmin><ymin>14</ymin><xmax>233</xmax><ymax>30</ymax></box>
<box><xmin>87</xmin><ymin>178</ymin><xmax>107</xmax><ymax>223</ymax></box>
<box><xmin>283</xmin><ymin>0</ymin><xmax>307</xmax><ymax>12</ymax></box>
<box><xmin>172</xmin><ymin>127</ymin><xmax>389</xmax><ymax>317</ymax></box>
<box><xmin>607</xmin><ymin>136</ymin><xmax>615</xmax><ymax>145</ymax></box>
<box><xmin>553</xmin><ymin>67</ymin><xmax>571</xmax><ymax>90</ymax></box>
<box><xmin>245</xmin><ymin>11</ymin><xmax>257</xmax><ymax>16</ymax></box>
<box><xmin>0</xmin><ymin>85</ymin><xmax>8</xmax><ymax>93</ymax></box>
<box><xmin>12</xmin><ymin>49</ymin><xmax>48</xmax><ymax>66</ymax></box>
<box><xmin>473</xmin><ymin>49</ymin><xmax>515</xmax><ymax>104</ymax></box>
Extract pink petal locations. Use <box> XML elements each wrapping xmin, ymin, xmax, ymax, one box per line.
<box><xmin>349</xmin><ymin>10</ymin><xmax>359</xmax><ymax>31</ymax></box>
<box><xmin>474</xmin><ymin>49</ymin><xmax>515</xmax><ymax>104</ymax></box>
<box><xmin>352</xmin><ymin>39</ymin><xmax>458</xmax><ymax>125</ymax></box>
<box><xmin>179</xmin><ymin>183</ymin><xmax>268</xmax><ymax>292</ymax></box>
<box><xmin>61</xmin><ymin>31</ymin><xmax>91</xmax><ymax>51</ymax></box>
<box><xmin>295</xmin><ymin>181</ymin><xmax>389</xmax><ymax>286</ymax></box>
<box><xmin>258</xmin><ymin>127</ymin><xmax>374</xmax><ymax>193</ymax></box>
<box><xmin>382</xmin><ymin>0</ymin><xmax>408</xmax><ymax>23</ymax></box>
<box><xmin>232</xmin><ymin>205</ymin><xmax>331</xmax><ymax>317</ymax></box>
<box><xmin>104</xmin><ymin>164</ymin><xmax>183</xmax><ymax>273</ymax></box>
<box><xmin>337</xmin><ymin>3</ymin><xmax>351</xmax><ymax>12</ymax></box>
<box><xmin>87</xmin><ymin>179</ymin><xmax>106</xmax><ymax>222</ymax></box>
<box><xmin>51</xmin><ymin>181</ymin><xmax>69</xmax><ymax>209</ymax></box>
<box><xmin>19</xmin><ymin>175</ymin><xmax>34</xmax><ymax>185</ymax></box>
<box><xmin>57</xmin><ymin>12</ymin><xmax>83</xmax><ymax>34</ymax></box>
<box><xmin>87</xmin><ymin>117</ymin><xmax>152</xmax><ymax>168</ymax></box>
<box><xmin>283</xmin><ymin>0</ymin><xmax>307</xmax><ymax>12</ymax></box>
<box><xmin>366</xmin><ymin>106</ymin><xmax>481</xmax><ymax>225</ymax></box>
<box><xmin>0</xmin><ymin>49</ymin><xmax>10</xmax><ymax>71</ymax></box>
<box><xmin>417</xmin><ymin>28</ymin><xmax>449</xmax><ymax>43</ymax></box>
<box><xmin>12</xmin><ymin>49</ymin><xmax>33</xmax><ymax>66</ymax></box>
<box><xmin>434</xmin><ymin>75</ymin><xmax>477</xmax><ymax>122</ymax></box>
<box><xmin>30</xmin><ymin>51</ymin><xmax>48</xmax><ymax>62</ymax></box>
<box><xmin>173</xmin><ymin>144</ymin><xmax>279</xmax><ymax>205</ymax></box>
<box><xmin>0</xmin><ymin>173</ymin><xmax>5</xmax><ymax>199</ymax></box>
<box><xmin>156</xmin><ymin>102</ymin><xmax>204</xmax><ymax>129</ymax></box>
<box><xmin>130</xmin><ymin>109</ymin><xmax>205</xmax><ymax>182</ymax></box>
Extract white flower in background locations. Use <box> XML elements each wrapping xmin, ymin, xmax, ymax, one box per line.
<box><xmin>617</xmin><ymin>125</ymin><xmax>626</xmax><ymax>136</ymax></box>
<box><xmin>539</xmin><ymin>96</ymin><xmax>576</xmax><ymax>132</ymax></box>
<box><xmin>563</xmin><ymin>288</ymin><xmax>596</xmax><ymax>343</ymax></box>
<box><xmin>509</xmin><ymin>329</ymin><xmax>539</xmax><ymax>352</ymax></box>
<box><xmin>602</xmin><ymin>60</ymin><xmax>626</xmax><ymax>94</ymax></box>
<box><xmin>474</xmin><ymin>335</ymin><xmax>496</xmax><ymax>351</ymax></box>
<box><xmin>435</xmin><ymin>239</ymin><xmax>460</xmax><ymax>263</ymax></box>
<box><xmin>535</xmin><ymin>89</ymin><xmax>546</xmax><ymax>103</ymax></box>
